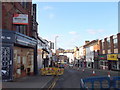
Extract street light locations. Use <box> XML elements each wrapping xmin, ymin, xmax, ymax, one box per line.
<box><xmin>55</xmin><ymin>36</ymin><xmax>59</xmax><ymax>54</ymax></box>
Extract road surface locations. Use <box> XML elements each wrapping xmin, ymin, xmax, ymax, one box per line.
<box><xmin>54</xmin><ymin>66</ymin><xmax>119</xmax><ymax>88</ymax></box>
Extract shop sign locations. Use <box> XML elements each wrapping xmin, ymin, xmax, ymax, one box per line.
<box><xmin>98</xmin><ymin>55</ymin><xmax>107</xmax><ymax>60</ymax></box>
<box><xmin>1</xmin><ymin>36</ymin><xmax>11</xmax><ymax>40</ymax></box>
<box><xmin>1</xmin><ymin>31</ymin><xmax>15</xmax><ymax>43</ymax></box>
<box><xmin>13</xmin><ymin>14</ymin><xmax>28</xmax><ymax>25</ymax></box>
<box><xmin>107</xmin><ymin>54</ymin><xmax>118</xmax><ymax>61</ymax></box>
<box><xmin>16</xmin><ymin>35</ymin><xmax>37</xmax><ymax>47</ymax></box>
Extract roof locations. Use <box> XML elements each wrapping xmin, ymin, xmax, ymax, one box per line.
<box><xmin>83</xmin><ymin>40</ymin><xmax>98</xmax><ymax>48</ymax></box>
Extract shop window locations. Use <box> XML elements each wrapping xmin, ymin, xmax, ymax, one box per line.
<box><xmin>105</xmin><ymin>62</ymin><xmax>108</xmax><ymax>66</ymax></box>
<box><xmin>112</xmin><ymin>62</ymin><xmax>117</xmax><ymax>69</ymax></box>
<box><xmin>100</xmin><ymin>61</ymin><xmax>103</xmax><ymax>65</ymax></box>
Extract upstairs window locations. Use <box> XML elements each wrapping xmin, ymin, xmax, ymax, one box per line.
<box><xmin>20</xmin><ymin>2</ymin><xmax>28</xmax><ymax>8</ymax></box>
<box><xmin>102</xmin><ymin>40</ymin><xmax>105</xmax><ymax>50</ymax></box>
<box><xmin>16</xmin><ymin>25</ymin><xmax>27</xmax><ymax>35</ymax></box>
<box><xmin>107</xmin><ymin>38</ymin><xmax>111</xmax><ymax>49</ymax></box>
<box><xmin>113</xmin><ymin>38</ymin><xmax>118</xmax><ymax>49</ymax></box>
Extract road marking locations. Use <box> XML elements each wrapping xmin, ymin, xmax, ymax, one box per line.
<box><xmin>48</xmin><ymin>76</ymin><xmax>59</xmax><ymax>90</ymax></box>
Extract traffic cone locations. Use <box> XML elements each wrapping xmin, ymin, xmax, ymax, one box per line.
<box><xmin>92</xmin><ymin>70</ymin><xmax>96</xmax><ymax>76</ymax></box>
<box><xmin>108</xmin><ymin>72</ymin><xmax>111</xmax><ymax>77</ymax></box>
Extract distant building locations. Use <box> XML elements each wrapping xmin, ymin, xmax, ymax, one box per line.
<box><xmin>58</xmin><ymin>49</ymin><xmax>74</xmax><ymax>63</ymax></box>
<box><xmin>74</xmin><ymin>47</ymin><xmax>80</xmax><ymax>66</ymax></box>
<box><xmin>79</xmin><ymin>46</ymin><xmax>86</xmax><ymax>67</ymax></box>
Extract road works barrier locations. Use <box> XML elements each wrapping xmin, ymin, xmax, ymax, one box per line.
<box><xmin>80</xmin><ymin>76</ymin><xmax>120</xmax><ymax>89</ymax></box>
<box><xmin>40</xmin><ymin>67</ymin><xmax>64</xmax><ymax>76</ymax></box>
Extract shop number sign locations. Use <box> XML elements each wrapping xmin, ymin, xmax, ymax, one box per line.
<box><xmin>107</xmin><ymin>54</ymin><xmax>118</xmax><ymax>61</ymax></box>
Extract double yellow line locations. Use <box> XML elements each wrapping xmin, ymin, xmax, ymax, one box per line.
<box><xmin>48</xmin><ymin>76</ymin><xmax>58</xmax><ymax>90</ymax></box>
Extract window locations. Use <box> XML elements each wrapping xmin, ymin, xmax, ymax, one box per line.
<box><xmin>16</xmin><ymin>25</ymin><xmax>20</xmax><ymax>32</ymax></box>
<box><xmin>102</xmin><ymin>41</ymin><xmax>105</xmax><ymax>50</ymax></box>
<box><xmin>16</xmin><ymin>25</ymin><xmax>27</xmax><ymax>35</ymax></box>
<box><xmin>105</xmin><ymin>62</ymin><xmax>108</xmax><ymax>66</ymax></box>
<box><xmin>113</xmin><ymin>38</ymin><xmax>118</xmax><ymax>49</ymax></box>
<box><xmin>107</xmin><ymin>39</ymin><xmax>111</xmax><ymax>49</ymax></box>
<box><xmin>20</xmin><ymin>2</ymin><xmax>28</xmax><ymax>8</ymax></box>
<box><xmin>100</xmin><ymin>61</ymin><xmax>103</xmax><ymax>65</ymax></box>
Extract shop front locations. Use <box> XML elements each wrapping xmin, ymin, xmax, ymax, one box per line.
<box><xmin>98</xmin><ymin>54</ymin><xmax>108</xmax><ymax>70</ymax></box>
<box><xmin>118</xmin><ymin>54</ymin><xmax>120</xmax><ymax>71</ymax></box>
<box><xmin>1</xmin><ymin>30</ymin><xmax>37</xmax><ymax>81</ymax></box>
<box><xmin>107</xmin><ymin>54</ymin><xmax>119</xmax><ymax>71</ymax></box>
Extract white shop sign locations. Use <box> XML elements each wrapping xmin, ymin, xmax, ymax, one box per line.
<box><xmin>13</xmin><ymin>14</ymin><xmax>28</xmax><ymax>25</ymax></box>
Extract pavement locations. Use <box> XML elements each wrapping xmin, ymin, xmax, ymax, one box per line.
<box><xmin>2</xmin><ymin>75</ymin><xmax>55</xmax><ymax>89</ymax></box>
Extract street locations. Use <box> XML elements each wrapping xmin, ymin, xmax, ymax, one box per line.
<box><xmin>53</xmin><ymin>66</ymin><xmax>119</xmax><ymax>88</ymax></box>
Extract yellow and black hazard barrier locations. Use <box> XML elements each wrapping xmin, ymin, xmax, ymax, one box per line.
<box><xmin>40</xmin><ymin>67</ymin><xmax>64</xmax><ymax>76</ymax></box>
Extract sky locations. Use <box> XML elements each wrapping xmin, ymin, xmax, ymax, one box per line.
<box><xmin>32</xmin><ymin>1</ymin><xmax>118</xmax><ymax>49</ymax></box>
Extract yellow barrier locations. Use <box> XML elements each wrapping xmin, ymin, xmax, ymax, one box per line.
<box><xmin>40</xmin><ymin>67</ymin><xmax>64</xmax><ymax>76</ymax></box>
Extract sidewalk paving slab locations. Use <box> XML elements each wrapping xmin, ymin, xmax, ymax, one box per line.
<box><xmin>2</xmin><ymin>75</ymin><xmax>55</xmax><ymax>89</ymax></box>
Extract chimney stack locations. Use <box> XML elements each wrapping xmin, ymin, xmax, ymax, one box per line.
<box><xmin>85</xmin><ymin>41</ymin><xmax>90</xmax><ymax>45</ymax></box>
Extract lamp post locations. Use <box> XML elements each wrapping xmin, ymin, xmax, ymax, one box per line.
<box><xmin>54</xmin><ymin>36</ymin><xmax>59</xmax><ymax>67</ymax></box>
<box><xmin>55</xmin><ymin>36</ymin><xmax>59</xmax><ymax>54</ymax></box>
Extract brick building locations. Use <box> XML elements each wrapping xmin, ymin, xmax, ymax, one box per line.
<box><xmin>99</xmin><ymin>33</ymin><xmax>120</xmax><ymax>71</ymax></box>
<box><xmin>1</xmin><ymin>2</ymin><xmax>38</xmax><ymax>81</ymax></box>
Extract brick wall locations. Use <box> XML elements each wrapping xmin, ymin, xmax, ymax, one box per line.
<box><xmin>117</xmin><ymin>33</ymin><xmax>120</xmax><ymax>53</ymax></box>
<box><xmin>2</xmin><ymin>2</ymin><xmax>32</xmax><ymax>37</ymax></box>
<box><xmin>104</xmin><ymin>38</ymin><xmax>108</xmax><ymax>54</ymax></box>
<box><xmin>99</xmin><ymin>40</ymin><xmax>102</xmax><ymax>54</ymax></box>
<box><xmin>110</xmin><ymin>36</ymin><xmax>114</xmax><ymax>53</ymax></box>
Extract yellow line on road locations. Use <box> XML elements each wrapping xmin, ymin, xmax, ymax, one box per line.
<box><xmin>48</xmin><ymin>76</ymin><xmax>58</xmax><ymax>90</ymax></box>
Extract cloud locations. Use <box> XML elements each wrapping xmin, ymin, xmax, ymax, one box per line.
<box><xmin>87</xmin><ymin>29</ymin><xmax>104</xmax><ymax>35</ymax></box>
<box><xmin>69</xmin><ymin>31</ymin><xmax>77</xmax><ymax>35</ymax></box>
<box><xmin>49</xmin><ymin>13</ymin><xmax>55</xmax><ymax>19</ymax></box>
<box><xmin>43</xmin><ymin>6</ymin><xmax>53</xmax><ymax>10</ymax></box>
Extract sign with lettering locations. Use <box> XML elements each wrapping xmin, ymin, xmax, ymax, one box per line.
<box><xmin>107</xmin><ymin>54</ymin><xmax>118</xmax><ymax>61</ymax></box>
<box><xmin>13</xmin><ymin>14</ymin><xmax>28</xmax><ymax>25</ymax></box>
<box><xmin>98</xmin><ymin>54</ymin><xmax>107</xmax><ymax>60</ymax></box>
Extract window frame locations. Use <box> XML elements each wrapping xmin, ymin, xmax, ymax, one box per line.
<box><xmin>113</xmin><ymin>38</ymin><xmax>118</xmax><ymax>49</ymax></box>
<box><xmin>16</xmin><ymin>25</ymin><xmax>27</xmax><ymax>35</ymax></box>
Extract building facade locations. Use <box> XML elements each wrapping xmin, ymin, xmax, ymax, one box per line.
<box><xmin>74</xmin><ymin>47</ymin><xmax>80</xmax><ymax>67</ymax></box>
<box><xmin>99</xmin><ymin>33</ymin><xmax>120</xmax><ymax>71</ymax></box>
<box><xmin>84</xmin><ymin>40</ymin><xmax>99</xmax><ymax>69</ymax></box>
<box><xmin>1</xmin><ymin>2</ymin><xmax>38</xmax><ymax>81</ymax></box>
<box><xmin>59</xmin><ymin>49</ymin><xmax>74</xmax><ymax>64</ymax></box>
<box><xmin>79</xmin><ymin>46</ymin><xmax>86</xmax><ymax>67</ymax></box>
